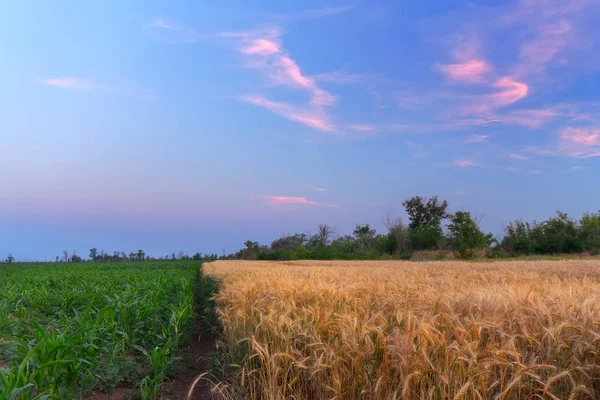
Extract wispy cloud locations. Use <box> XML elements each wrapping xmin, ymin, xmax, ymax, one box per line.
<box><xmin>240</xmin><ymin>95</ymin><xmax>336</xmax><ymax>132</ymax></box>
<box><xmin>465</xmin><ymin>134</ymin><xmax>489</xmax><ymax>143</ymax></box>
<box><xmin>346</xmin><ymin>124</ymin><xmax>376</xmax><ymax>133</ymax></box>
<box><xmin>505</xmin><ymin>153</ymin><xmax>531</xmax><ymax>161</ymax></box>
<box><xmin>561</xmin><ymin>126</ymin><xmax>599</xmax><ymax>146</ymax></box>
<box><xmin>144</xmin><ymin>19</ymin><xmax>204</xmax><ymax>44</ymax></box>
<box><xmin>437</xmin><ymin>60</ymin><xmax>490</xmax><ymax>84</ymax></box>
<box><xmin>453</xmin><ymin>159</ymin><xmax>478</xmax><ymax>168</ymax></box>
<box><xmin>39</xmin><ymin>77</ymin><xmax>96</xmax><ymax>89</ymax></box>
<box><xmin>223</xmin><ymin>27</ymin><xmax>372</xmax><ymax>134</ymax></box>
<box><xmin>523</xmin><ymin>126</ymin><xmax>600</xmax><ymax>158</ymax></box>
<box><xmin>251</xmin><ymin>195</ymin><xmax>340</xmax><ymax>210</ymax></box>
<box><xmin>313</xmin><ymin>71</ymin><xmax>368</xmax><ymax>84</ymax></box>
<box><xmin>39</xmin><ymin>77</ymin><xmax>156</xmax><ymax>100</ymax></box>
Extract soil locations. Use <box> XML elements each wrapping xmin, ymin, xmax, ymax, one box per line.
<box><xmin>86</xmin><ymin>323</ymin><xmax>218</xmax><ymax>400</ymax></box>
<box><xmin>163</xmin><ymin>327</ymin><xmax>218</xmax><ymax>400</ymax></box>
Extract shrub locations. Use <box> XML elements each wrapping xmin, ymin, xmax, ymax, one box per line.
<box><xmin>579</xmin><ymin>211</ymin><xmax>600</xmax><ymax>251</ymax></box>
<box><xmin>447</xmin><ymin>211</ymin><xmax>493</xmax><ymax>259</ymax></box>
<box><xmin>408</xmin><ymin>226</ymin><xmax>445</xmax><ymax>250</ymax></box>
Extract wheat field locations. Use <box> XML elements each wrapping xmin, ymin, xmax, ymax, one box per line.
<box><xmin>204</xmin><ymin>260</ymin><xmax>600</xmax><ymax>399</ymax></box>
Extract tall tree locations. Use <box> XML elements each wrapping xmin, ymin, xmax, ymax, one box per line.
<box><xmin>317</xmin><ymin>224</ymin><xmax>335</xmax><ymax>247</ymax></box>
<box><xmin>402</xmin><ymin>196</ymin><xmax>450</xmax><ymax>250</ymax></box>
<box><xmin>447</xmin><ymin>211</ymin><xmax>492</xmax><ymax>259</ymax></box>
<box><xmin>89</xmin><ymin>248</ymin><xmax>98</xmax><ymax>262</ymax></box>
<box><xmin>402</xmin><ymin>196</ymin><xmax>449</xmax><ymax>229</ymax></box>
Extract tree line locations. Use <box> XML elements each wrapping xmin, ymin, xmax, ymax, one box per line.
<box><xmin>226</xmin><ymin>196</ymin><xmax>600</xmax><ymax>260</ymax></box>
<box><xmin>2</xmin><ymin>249</ymin><xmax>218</xmax><ymax>264</ymax></box>
<box><xmin>4</xmin><ymin>195</ymin><xmax>599</xmax><ymax>263</ymax></box>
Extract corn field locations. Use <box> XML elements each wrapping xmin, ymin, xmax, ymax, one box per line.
<box><xmin>205</xmin><ymin>260</ymin><xmax>600</xmax><ymax>399</ymax></box>
<box><xmin>0</xmin><ymin>262</ymin><xmax>199</xmax><ymax>399</ymax></box>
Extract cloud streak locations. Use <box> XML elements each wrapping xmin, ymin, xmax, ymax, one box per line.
<box><xmin>437</xmin><ymin>60</ymin><xmax>490</xmax><ymax>84</ymax></box>
<box><xmin>251</xmin><ymin>195</ymin><xmax>340</xmax><ymax>210</ymax></box>
<box><xmin>240</xmin><ymin>95</ymin><xmax>336</xmax><ymax>132</ymax></box>
<box><xmin>40</xmin><ymin>77</ymin><xmax>96</xmax><ymax>89</ymax></box>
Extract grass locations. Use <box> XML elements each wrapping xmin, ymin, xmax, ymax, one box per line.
<box><xmin>0</xmin><ymin>261</ymin><xmax>200</xmax><ymax>399</ymax></box>
<box><xmin>205</xmin><ymin>260</ymin><xmax>600</xmax><ymax>399</ymax></box>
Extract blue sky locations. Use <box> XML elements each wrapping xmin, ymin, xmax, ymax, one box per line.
<box><xmin>1</xmin><ymin>0</ymin><xmax>599</xmax><ymax>260</ymax></box>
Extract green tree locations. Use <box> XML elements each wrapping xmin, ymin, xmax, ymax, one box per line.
<box><xmin>579</xmin><ymin>211</ymin><xmax>600</xmax><ymax>251</ymax></box>
<box><xmin>448</xmin><ymin>211</ymin><xmax>492</xmax><ymax>259</ymax></box>
<box><xmin>402</xmin><ymin>196</ymin><xmax>449</xmax><ymax>249</ymax></box>
<box><xmin>136</xmin><ymin>249</ymin><xmax>145</xmax><ymax>261</ymax></box>
<box><xmin>501</xmin><ymin>220</ymin><xmax>533</xmax><ymax>255</ymax></box>
<box><xmin>89</xmin><ymin>248</ymin><xmax>98</xmax><ymax>262</ymax></box>
<box><xmin>537</xmin><ymin>211</ymin><xmax>581</xmax><ymax>254</ymax></box>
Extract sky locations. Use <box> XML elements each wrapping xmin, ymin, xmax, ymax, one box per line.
<box><xmin>1</xmin><ymin>0</ymin><xmax>600</xmax><ymax>260</ymax></box>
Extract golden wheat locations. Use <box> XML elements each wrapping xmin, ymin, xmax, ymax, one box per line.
<box><xmin>204</xmin><ymin>260</ymin><xmax>600</xmax><ymax>399</ymax></box>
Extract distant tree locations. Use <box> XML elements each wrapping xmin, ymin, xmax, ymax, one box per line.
<box><xmin>177</xmin><ymin>250</ymin><xmax>188</xmax><ymax>260</ymax></box>
<box><xmin>192</xmin><ymin>252</ymin><xmax>203</xmax><ymax>261</ymax></box>
<box><xmin>6</xmin><ymin>253</ymin><xmax>14</xmax><ymax>264</ymax></box>
<box><xmin>580</xmin><ymin>211</ymin><xmax>600</xmax><ymax>250</ymax></box>
<box><xmin>71</xmin><ymin>251</ymin><xmax>82</xmax><ymax>263</ymax></box>
<box><xmin>172</xmin><ymin>252</ymin><xmax>176</xmax><ymax>260</ymax></box>
<box><xmin>89</xmin><ymin>248</ymin><xmax>98</xmax><ymax>262</ymax></box>
<box><xmin>136</xmin><ymin>249</ymin><xmax>145</xmax><ymax>261</ymax></box>
<box><xmin>501</xmin><ymin>220</ymin><xmax>533</xmax><ymax>255</ymax></box>
<box><xmin>402</xmin><ymin>196</ymin><xmax>449</xmax><ymax>229</ymax></box>
<box><xmin>129</xmin><ymin>252</ymin><xmax>136</xmax><ymax>261</ymax></box>
<box><xmin>402</xmin><ymin>196</ymin><xmax>450</xmax><ymax>250</ymax></box>
<box><xmin>317</xmin><ymin>224</ymin><xmax>335</xmax><ymax>247</ymax></box>
<box><xmin>98</xmin><ymin>250</ymin><xmax>106</xmax><ymax>262</ymax></box>
<box><xmin>353</xmin><ymin>224</ymin><xmax>376</xmax><ymax>239</ymax></box>
<box><xmin>271</xmin><ymin>234</ymin><xmax>307</xmax><ymax>252</ymax></box>
<box><xmin>62</xmin><ymin>250</ymin><xmax>69</xmax><ymax>263</ymax></box>
<box><xmin>55</xmin><ymin>256</ymin><xmax>59</xmax><ymax>262</ymax></box>
<box><xmin>120</xmin><ymin>251</ymin><xmax>128</xmax><ymax>261</ymax></box>
<box><xmin>538</xmin><ymin>211</ymin><xmax>581</xmax><ymax>254</ymax></box>
<box><xmin>385</xmin><ymin>213</ymin><xmax>409</xmax><ymax>254</ymax></box>
<box><xmin>447</xmin><ymin>211</ymin><xmax>492</xmax><ymax>259</ymax></box>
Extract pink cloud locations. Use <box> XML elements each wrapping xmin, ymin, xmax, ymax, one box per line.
<box><xmin>489</xmin><ymin>77</ymin><xmax>529</xmax><ymax>107</ymax></box>
<box><xmin>271</xmin><ymin>55</ymin><xmax>336</xmax><ymax>106</ymax></box>
<box><xmin>505</xmin><ymin>153</ymin><xmax>531</xmax><ymax>160</ymax></box>
<box><xmin>242</xmin><ymin>38</ymin><xmax>280</xmax><ymax>55</ymax></box>
<box><xmin>453</xmin><ymin>159</ymin><xmax>478</xmax><ymax>167</ymax></box>
<box><xmin>225</xmin><ymin>28</ymin><xmax>339</xmax><ymax>131</ymax></box>
<box><xmin>240</xmin><ymin>95</ymin><xmax>336</xmax><ymax>132</ymax></box>
<box><xmin>504</xmin><ymin>166</ymin><xmax>522</xmax><ymax>172</ymax></box>
<box><xmin>561</xmin><ymin>127</ymin><xmax>599</xmax><ymax>146</ymax></box>
<box><xmin>346</xmin><ymin>124</ymin><xmax>376</xmax><ymax>132</ymax></box>
<box><xmin>437</xmin><ymin>60</ymin><xmax>490</xmax><ymax>83</ymax></box>
<box><xmin>251</xmin><ymin>195</ymin><xmax>340</xmax><ymax>209</ymax></box>
<box><xmin>518</xmin><ymin>20</ymin><xmax>572</xmax><ymax>76</ymax></box>
<box><xmin>465</xmin><ymin>135</ymin><xmax>489</xmax><ymax>143</ymax></box>
<box><xmin>313</xmin><ymin>71</ymin><xmax>366</xmax><ymax>84</ymax></box>
<box><xmin>494</xmin><ymin>108</ymin><xmax>559</xmax><ymax>128</ymax></box>
<box><xmin>523</xmin><ymin>126</ymin><xmax>600</xmax><ymax>159</ymax></box>
<box><xmin>40</xmin><ymin>77</ymin><xmax>95</xmax><ymax>89</ymax></box>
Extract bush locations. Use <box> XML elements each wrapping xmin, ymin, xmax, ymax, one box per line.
<box><xmin>408</xmin><ymin>226</ymin><xmax>444</xmax><ymax>250</ymax></box>
<box><xmin>447</xmin><ymin>211</ymin><xmax>492</xmax><ymax>259</ymax></box>
<box><xmin>579</xmin><ymin>211</ymin><xmax>600</xmax><ymax>251</ymax></box>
